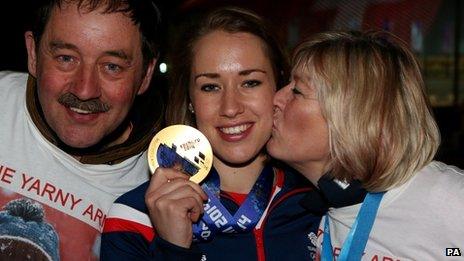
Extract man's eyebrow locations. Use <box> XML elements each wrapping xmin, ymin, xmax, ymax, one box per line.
<box><xmin>49</xmin><ymin>41</ymin><xmax>78</xmax><ymax>52</ymax></box>
<box><xmin>49</xmin><ymin>41</ymin><xmax>132</xmax><ymax>61</ymax></box>
<box><xmin>104</xmin><ymin>50</ymin><xmax>132</xmax><ymax>62</ymax></box>
<box><xmin>194</xmin><ymin>73</ymin><xmax>220</xmax><ymax>80</ymax></box>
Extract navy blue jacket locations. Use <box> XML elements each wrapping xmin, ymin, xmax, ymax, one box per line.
<box><xmin>101</xmin><ymin>167</ymin><xmax>322</xmax><ymax>260</ymax></box>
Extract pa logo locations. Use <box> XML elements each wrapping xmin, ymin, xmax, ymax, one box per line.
<box><xmin>446</xmin><ymin>248</ymin><xmax>462</xmax><ymax>256</ymax></box>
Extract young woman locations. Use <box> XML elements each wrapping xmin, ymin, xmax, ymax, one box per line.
<box><xmin>267</xmin><ymin>30</ymin><xmax>464</xmax><ymax>260</ymax></box>
<box><xmin>100</xmin><ymin>7</ymin><xmax>322</xmax><ymax>260</ymax></box>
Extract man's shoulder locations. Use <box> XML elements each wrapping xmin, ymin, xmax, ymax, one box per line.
<box><xmin>0</xmin><ymin>71</ymin><xmax>28</xmax><ymax>86</ymax></box>
<box><xmin>0</xmin><ymin>71</ymin><xmax>28</xmax><ymax>123</ymax></box>
<box><xmin>0</xmin><ymin>71</ymin><xmax>28</xmax><ymax>98</ymax></box>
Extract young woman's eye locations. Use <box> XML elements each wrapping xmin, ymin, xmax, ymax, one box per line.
<box><xmin>243</xmin><ymin>80</ymin><xmax>261</xmax><ymax>88</ymax></box>
<box><xmin>200</xmin><ymin>84</ymin><xmax>219</xmax><ymax>92</ymax></box>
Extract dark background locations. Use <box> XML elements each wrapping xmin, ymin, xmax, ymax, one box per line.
<box><xmin>1</xmin><ymin>0</ymin><xmax>462</xmax><ymax>168</ymax></box>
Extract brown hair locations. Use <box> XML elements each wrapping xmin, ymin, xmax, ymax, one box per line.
<box><xmin>165</xmin><ymin>6</ymin><xmax>289</xmax><ymax>126</ymax></box>
<box><xmin>30</xmin><ymin>0</ymin><xmax>161</xmax><ymax>70</ymax></box>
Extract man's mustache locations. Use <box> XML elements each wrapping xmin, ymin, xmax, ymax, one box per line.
<box><xmin>58</xmin><ymin>93</ymin><xmax>110</xmax><ymax>113</ymax></box>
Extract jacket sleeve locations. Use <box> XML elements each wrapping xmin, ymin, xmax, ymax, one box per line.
<box><xmin>100</xmin><ymin>230</ymin><xmax>203</xmax><ymax>260</ymax></box>
<box><xmin>100</xmin><ymin>182</ymin><xmax>203</xmax><ymax>260</ymax></box>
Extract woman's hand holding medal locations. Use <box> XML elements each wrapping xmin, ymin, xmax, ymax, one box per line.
<box><xmin>144</xmin><ymin>125</ymin><xmax>213</xmax><ymax>248</ymax></box>
<box><xmin>145</xmin><ymin>167</ymin><xmax>207</xmax><ymax>248</ymax></box>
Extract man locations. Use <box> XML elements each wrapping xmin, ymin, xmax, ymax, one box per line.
<box><xmin>0</xmin><ymin>0</ymin><xmax>162</xmax><ymax>259</ymax></box>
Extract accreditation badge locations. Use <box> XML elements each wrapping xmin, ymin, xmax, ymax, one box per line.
<box><xmin>147</xmin><ymin>125</ymin><xmax>213</xmax><ymax>184</ymax></box>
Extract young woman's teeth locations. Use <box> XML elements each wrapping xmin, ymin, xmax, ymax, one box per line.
<box><xmin>221</xmin><ymin>124</ymin><xmax>249</xmax><ymax>134</ymax></box>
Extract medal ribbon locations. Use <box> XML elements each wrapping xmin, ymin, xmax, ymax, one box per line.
<box><xmin>192</xmin><ymin>165</ymin><xmax>274</xmax><ymax>242</ymax></box>
<box><xmin>322</xmin><ymin>192</ymin><xmax>385</xmax><ymax>261</ymax></box>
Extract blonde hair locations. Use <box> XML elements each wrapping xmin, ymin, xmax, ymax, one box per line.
<box><xmin>293</xmin><ymin>31</ymin><xmax>440</xmax><ymax>191</ymax></box>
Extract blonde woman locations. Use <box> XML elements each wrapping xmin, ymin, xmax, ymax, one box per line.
<box><xmin>267</xmin><ymin>30</ymin><xmax>464</xmax><ymax>260</ymax></box>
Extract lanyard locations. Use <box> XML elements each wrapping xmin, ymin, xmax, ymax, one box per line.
<box><xmin>192</xmin><ymin>165</ymin><xmax>274</xmax><ymax>242</ymax></box>
<box><xmin>322</xmin><ymin>192</ymin><xmax>385</xmax><ymax>261</ymax></box>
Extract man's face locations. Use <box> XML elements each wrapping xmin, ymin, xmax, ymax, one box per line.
<box><xmin>25</xmin><ymin>3</ymin><xmax>155</xmax><ymax>148</ymax></box>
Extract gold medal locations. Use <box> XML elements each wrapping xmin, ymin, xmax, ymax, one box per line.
<box><xmin>147</xmin><ymin>125</ymin><xmax>213</xmax><ymax>184</ymax></box>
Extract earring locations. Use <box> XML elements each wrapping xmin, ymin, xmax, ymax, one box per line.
<box><xmin>188</xmin><ymin>103</ymin><xmax>195</xmax><ymax>114</ymax></box>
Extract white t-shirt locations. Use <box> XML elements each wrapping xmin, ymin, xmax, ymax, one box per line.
<box><xmin>317</xmin><ymin>161</ymin><xmax>464</xmax><ymax>261</ymax></box>
<box><xmin>0</xmin><ymin>71</ymin><xmax>150</xmax><ymax>260</ymax></box>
